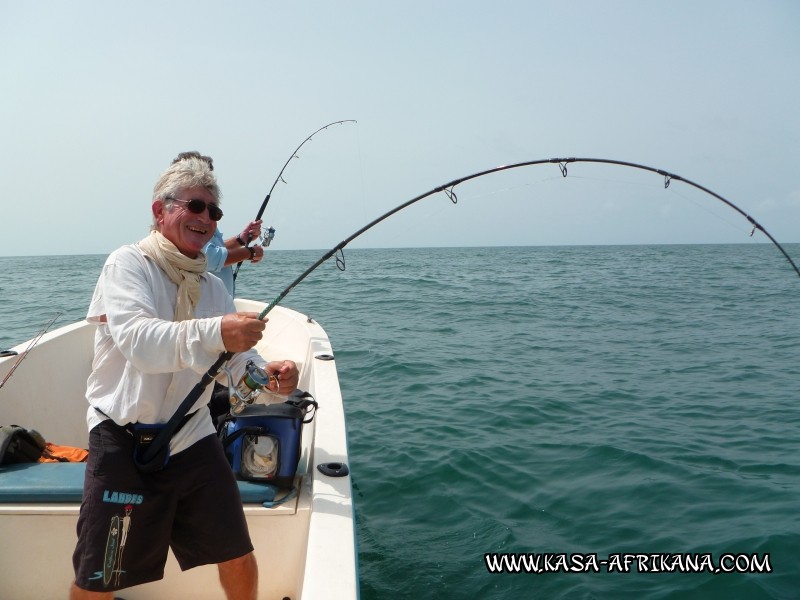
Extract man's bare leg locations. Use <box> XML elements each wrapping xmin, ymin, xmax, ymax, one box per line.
<box><xmin>218</xmin><ymin>552</ymin><xmax>258</xmax><ymax>600</ymax></box>
<box><xmin>69</xmin><ymin>582</ymin><xmax>113</xmax><ymax>600</ymax></box>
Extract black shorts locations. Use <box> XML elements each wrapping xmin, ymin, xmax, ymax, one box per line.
<box><xmin>72</xmin><ymin>420</ymin><xmax>254</xmax><ymax>592</ymax></box>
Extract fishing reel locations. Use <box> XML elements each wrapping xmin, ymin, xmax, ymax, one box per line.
<box><xmin>224</xmin><ymin>360</ymin><xmax>276</xmax><ymax>415</ymax></box>
<box><xmin>260</xmin><ymin>226</ymin><xmax>276</xmax><ymax>247</ymax></box>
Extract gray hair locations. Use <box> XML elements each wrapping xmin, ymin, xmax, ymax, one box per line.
<box><xmin>151</xmin><ymin>153</ymin><xmax>221</xmax><ymax>229</ymax></box>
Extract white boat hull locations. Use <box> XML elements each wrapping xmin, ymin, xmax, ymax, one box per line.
<box><xmin>0</xmin><ymin>301</ymin><xmax>357</xmax><ymax>599</ymax></box>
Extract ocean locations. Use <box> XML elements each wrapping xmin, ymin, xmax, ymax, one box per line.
<box><xmin>1</xmin><ymin>244</ymin><xmax>798</xmax><ymax>600</ymax></box>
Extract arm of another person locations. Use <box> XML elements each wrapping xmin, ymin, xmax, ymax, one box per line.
<box><xmin>223</xmin><ymin>242</ymin><xmax>264</xmax><ymax>267</ymax></box>
<box><xmin>205</xmin><ymin>221</ymin><xmax>265</xmax><ymax>272</ymax></box>
<box><xmin>222</xmin><ymin>220</ymin><xmax>264</xmax><ymax>266</ymax></box>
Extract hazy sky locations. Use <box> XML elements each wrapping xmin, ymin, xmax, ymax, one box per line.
<box><xmin>2</xmin><ymin>1</ymin><xmax>798</xmax><ymax>256</ymax></box>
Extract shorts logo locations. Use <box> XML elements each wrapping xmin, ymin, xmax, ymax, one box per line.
<box><xmin>102</xmin><ymin>489</ymin><xmax>144</xmax><ymax>505</ymax></box>
<box><xmin>99</xmin><ymin>504</ymin><xmax>134</xmax><ymax>587</ymax></box>
<box><xmin>90</xmin><ymin>503</ymin><xmax>135</xmax><ymax>587</ymax></box>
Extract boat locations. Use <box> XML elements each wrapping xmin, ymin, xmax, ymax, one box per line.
<box><xmin>0</xmin><ymin>300</ymin><xmax>358</xmax><ymax>600</ymax></box>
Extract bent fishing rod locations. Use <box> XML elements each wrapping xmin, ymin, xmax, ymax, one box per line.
<box><xmin>142</xmin><ymin>157</ymin><xmax>799</xmax><ymax>465</ymax></box>
<box><xmin>256</xmin><ymin>156</ymin><xmax>800</xmax><ymax>314</ymax></box>
<box><xmin>232</xmin><ymin>119</ymin><xmax>358</xmax><ymax>282</ymax></box>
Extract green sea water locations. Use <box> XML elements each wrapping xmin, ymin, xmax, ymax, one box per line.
<box><xmin>1</xmin><ymin>244</ymin><xmax>798</xmax><ymax>599</ymax></box>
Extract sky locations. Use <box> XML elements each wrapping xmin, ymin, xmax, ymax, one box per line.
<box><xmin>1</xmin><ymin>1</ymin><xmax>799</xmax><ymax>256</ymax></box>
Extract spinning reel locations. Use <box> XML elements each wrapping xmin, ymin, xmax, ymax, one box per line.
<box><xmin>224</xmin><ymin>360</ymin><xmax>277</xmax><ymax>414</ymax></box>
<box><xmin>260</xmin><ymin>226</ymin><xmax>276</xmax><ymax>247</ymax></box>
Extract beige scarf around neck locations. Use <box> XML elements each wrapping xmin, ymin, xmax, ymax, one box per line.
<box><xmin>138</xmin><ymin>230</ymin><xmax>208</xmax><ymax>321</ymax></box>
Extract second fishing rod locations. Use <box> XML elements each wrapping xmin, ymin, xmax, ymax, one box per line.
<box><xmin>232</xmin><ymin>119</ymin><xmax>357</xmax><ymax>282</ymax></box>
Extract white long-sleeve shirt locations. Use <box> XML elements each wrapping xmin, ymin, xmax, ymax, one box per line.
<box><xmin>85</xmin><ymin>243</ymin><xmax>264</xmax><ymax>455</ymax></box>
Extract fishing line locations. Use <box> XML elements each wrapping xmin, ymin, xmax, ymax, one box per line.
<box><xmin>144</xmin><ymin>156</ymin><xmax>799</xmax><ymax>465</ymax></box>
<box><xmin>442</xmin><ymin>173</ymin><xmax>559</xmax><ymax>205</ymax></box>
<box><xmin>0</xmin><ymin>312</ymin><xmax>61</xmax><ymax>391</ymax></box>
<box><xmin>232</xmin><ymin>119</ymin><xmax>357</xmax><ymax>282</ymax></box>
<box><xmin>546</xmin><ymin>172</ymin><xmax>756</xmax><ymax>239</ymax></box>
<box><xmin>663</xmin><ymin>185</ymin><xmax>754</xmax><ymax>240</ymax></box>
<box><xmin>354</xmin><ymin>120</ymin><xmax>368</xmax><ymax>228</ymax></box>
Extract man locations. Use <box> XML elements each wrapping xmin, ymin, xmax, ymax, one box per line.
<box><xmin>70</xmin><ymin>154</ymin><xmax>299</xmax><ymax>600</ymax></box>
<box><xmin>167</xmin><ymin>152</ymin><xmax>268</xmax><ymax>423</ymax></box>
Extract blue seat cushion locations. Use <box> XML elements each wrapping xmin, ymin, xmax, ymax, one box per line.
<box><xmin>0</xmin><ymin>462</ymin><xmax>277</xmax><ymax>504</ymax></box>
<box><xmin>0</xmin><ymin>462</ymin><xmax>85</xmax><ymax>502</ymax></box>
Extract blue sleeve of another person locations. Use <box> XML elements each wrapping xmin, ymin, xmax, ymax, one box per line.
<box><xmin>203</xmin><ymin>229</ymin><xmax>235</xmax><ymax>296</ymax></box>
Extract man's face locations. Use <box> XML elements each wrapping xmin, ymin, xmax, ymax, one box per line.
<box><xmin>153</xmin><ymin>186</ymin><xmax>218</xmax><ymax>257</ymax></box>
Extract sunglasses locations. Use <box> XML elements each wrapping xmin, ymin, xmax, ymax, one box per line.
<box><xmin>170</xmin><ymin>198</ymin><xmax>223</xmax><ymax>222</ymax></box>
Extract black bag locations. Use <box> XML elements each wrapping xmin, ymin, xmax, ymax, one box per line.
<box><xmin>130</xmin><ymin>409</ymin><xmax>198</xmax><ymax>474</ymax></box>
<box><xmin>131</xmin><ymin>423</ymin><xmax>172</xmax><ymax>474</ymax></box>
<box><xmin>0</xmin><ymin>425</ymin><xmax>46</xmax><ymax>465</ymax></box>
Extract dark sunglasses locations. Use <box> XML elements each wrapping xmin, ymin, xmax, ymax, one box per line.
<box><xmin>170</xmin><ymin>198</ymin><xmax>223</xmax><ymax>222</ymax></box>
